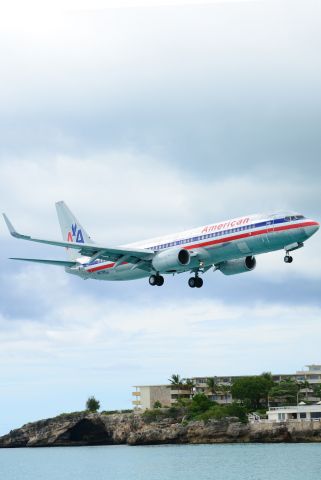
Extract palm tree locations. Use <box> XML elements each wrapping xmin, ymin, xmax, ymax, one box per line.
<box><xmin>219</xmin><ymin>384</ymin><xmax>231</xmax><ymax>404</ymax></box>
<box><xmin>206</xmin><ymin>377</ymin><xmax>217</xmax><ymax>399</ymax></box>
<box><xmin>184</xmin><ymin>378</ymin><xmax>195</xmax><ymax>397</ymax></box>
<box><xmin>168</xmin><ymin>374</ymin><xmax>183</xmax><ymax>386</ymax></box>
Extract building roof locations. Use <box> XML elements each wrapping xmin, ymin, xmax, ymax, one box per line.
<box><xmin>268</xmin><ymin>404</ymin><xmax>321</xmax><ymax>413</ymax></box>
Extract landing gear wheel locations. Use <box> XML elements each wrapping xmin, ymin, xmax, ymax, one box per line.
<box><xmin>188</xmin><ymin>277</ymin><xmax>196</xmax><ymax>288</ymax></box>
<box><xmin>284</xmin><ymin>255</ymin><xmax>293</xmax><ymax>264</ymax></box>
<box><xmin>149</xmin><ymin>275</ymin><xmax>157</xmax><ymax>286</ymax></box>
<box><xmin>195</xmin><ymin>277</ymin><xmax>203</xmax><ymax>288</ymax></box>
<box><xmin>149</xmin><ymin>274</ymin><xmax>164</xmax><ymax>286</ymax></box>
<box><xmin>156</xmin><ymin>275</ymin><xmax>164</xmax><ymax>286</ymax></box>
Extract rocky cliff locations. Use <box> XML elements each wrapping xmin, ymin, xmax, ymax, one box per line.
<box><xmin>1</xmin><ymin>411</ymin><xmax>321</xmax><ymax>447</ymax></box>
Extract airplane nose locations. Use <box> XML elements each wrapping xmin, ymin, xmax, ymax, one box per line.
<box><xmin>307</xmin><ymin>221</ymin><xmax>320</xmax><ymax>236</ymax></box>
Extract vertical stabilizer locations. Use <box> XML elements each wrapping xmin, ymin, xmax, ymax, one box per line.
<box><xmin>55</xmin><ymin>201</ymin><xmax>94</xmax><ymax>260</ymax></box>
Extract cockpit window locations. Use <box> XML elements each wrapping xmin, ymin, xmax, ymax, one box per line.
<box><xmin>285</xmin><ymin>215</ymin><xmax>305</xmax><ymax>222</ymax></box>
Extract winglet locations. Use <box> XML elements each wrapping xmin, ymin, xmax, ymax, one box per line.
<box><xmin>2</xmin><ymin>214</ymin><xmax>30</xmax><ymax>239</ymax></box>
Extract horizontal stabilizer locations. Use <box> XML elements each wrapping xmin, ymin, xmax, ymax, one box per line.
<box><xmin>9</xmin><ymin>258</ymin><xmax>77</xmax><ymax>267</ymax></box>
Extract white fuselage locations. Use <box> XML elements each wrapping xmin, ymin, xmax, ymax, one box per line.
<box><xmin>67</xmin><ymin>212</ymin><xmax>319</xmax><ymax>281</ymax></box>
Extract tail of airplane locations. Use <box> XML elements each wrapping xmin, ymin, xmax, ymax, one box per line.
<box><xmin>55</xmin><ymin>201</ymin><xmax>94</xmax><ymax>260</ymax></box>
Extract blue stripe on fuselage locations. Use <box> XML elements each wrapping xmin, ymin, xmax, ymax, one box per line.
<box><xmin>84</xmin><ymin>216</ymin><xmax>300</xmax><ymax>267</ymax></box>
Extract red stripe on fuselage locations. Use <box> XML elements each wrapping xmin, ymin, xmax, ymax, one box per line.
<box><xmin>87</xmin><ymin>261</ymin><xmax>127</xmax><ymax>273</ymax></box>
<box><xmin>185</xmin><ymin>221</ymin><xmax>315</xmax><ymax>250</ymax></box>
<box><xmin>86</xmin><ymin>221</ymin><xmax>315</xmax><ymax>273</ymax></box>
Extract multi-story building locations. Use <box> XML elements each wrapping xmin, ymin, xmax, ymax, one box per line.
<box><xmin>132</xmin><ymin>365</ymin><xmax>321</xmax><ymax>410</ymax></box>
<box><xmin>271</xmin><ymin>365</ymin><xmax>321</xmax><ymax>403</ymax></box>
<box><xmin>132</xmin><ymin>385</ymin><xmax>192</xmax><ymax>410</ymax></box>
<box><xmin>272</xmin><ymin>364</ymin><xmax>321</xmax><ymax>385</ymax></box>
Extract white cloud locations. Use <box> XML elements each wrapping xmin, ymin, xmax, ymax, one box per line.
<box><xmin>1</xmin><ymin>265</ymin><xmax>321</xmax><ymax>388</ymax></box>
<box><xmin>0</xmin><ymin>0</ymin><xmax>320</xmax><ymax>115</ymax></box>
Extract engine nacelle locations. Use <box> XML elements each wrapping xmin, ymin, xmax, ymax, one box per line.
<box><xmin>219</xmin><ymin>256</ymin><xmax>256</xmax><ymax>275</ymax></box>
<box><xmin>152</xmin><ymin>248</ymin><xmax>190</xmax><ymax>273</ymax></box>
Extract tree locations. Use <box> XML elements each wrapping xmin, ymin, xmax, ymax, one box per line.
<box><xmin>269</xmin><ymin>379</ymin><xmax>299</xmax><ymax>405</ymax></box>
<box><xmin>168</xmin><ymin>374</ymin><xmax>183</xmax><ymax>386</ymax></box>
<box><xmin>231</xmin><ymin>375</ymin><xmax>274</xmax><ymax>410</ymax></box>
<box><xmin>153</xmin><ymin>401</ymin><xmax>162</xmax><ymax>408</ymax></box>
<box><xmin>206</xmin><ymin>377</ymin><xmax>217</xmax><ymax>396</ymax></box>
<box><xmin>86</xmin><ymin>396</ymin><xmax>100</xmax><ymax>412</ymax></box>
<box><xmin>312</xmin><ymin>384</ymin><xmax>321</xmax><ymax>400</ymax></box>
<box><xmin>218</xmin><ymin>384</ymin><xmax>231</xmax><ymax>404</ymax></box>
<box><xmin>184</xmin><ymin>378</ymin><xmax>194</xmax><ymax>395</ymax></box>
<box><xmin>188</xmin><ymin>393</ymin><xmax>213</xmax><ymax>417</ymax></box>
<box><xmin>298</xmin><ymin>380</ymin><xmax>312</xmax><ymax>400</ymax></box>
<box><xmin>261</xmin><ymin>372</ymin><xmax>273</xmax><ymax>382</ymax></box>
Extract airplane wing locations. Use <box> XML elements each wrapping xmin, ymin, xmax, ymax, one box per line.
<box><xmin>3</xmin><ymin>213</ymin><xmax>154</xmax><ymax>264</ymax></box>
<box><xmin>9</xmin><ymin>258</ymin><xmax>77</xmax><ymax>267</ymax></box>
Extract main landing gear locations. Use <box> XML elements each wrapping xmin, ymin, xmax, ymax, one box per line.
<box><xmin>188</xmin><ymin>275</ymin><xmax>203</xmax><ymax>288</ymax></box>
<box><xmin>149</xmin><ymin>274</ymin><xmax>164</xmax><ymax>286</ymax></box>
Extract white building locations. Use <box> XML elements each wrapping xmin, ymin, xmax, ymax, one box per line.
<box><xmin>132</xmin><ymin>364</ymin><xmax>321</xmax><ymax>410</ymax></box>
<box><xmin>267</xmin><ymin>403</ymin><xmax>321</xmax><ymax>422</ymax></box>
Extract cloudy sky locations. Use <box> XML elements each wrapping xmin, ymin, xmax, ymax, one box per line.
<box><xmin>0</xmin><ymin>0</ymin><xmax>321</xmax><ymax>434</ymax></box>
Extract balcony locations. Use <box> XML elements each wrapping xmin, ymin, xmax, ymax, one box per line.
<box><xmin>132</xmin><ymin>400</ymin><xmax>141</xmax><ymax>406</ymax></box>
<box><xmin>170</xmin><ymin>389</ymin><xmax>191</xmax><ymax>395</ymax></box>
<box><xmin>132</xmin><ymin>391</ymin><xmax>140</xmax><ymax>396</ymax></box>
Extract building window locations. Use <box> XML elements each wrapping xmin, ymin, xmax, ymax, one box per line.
<box><xmin>311</xmin><ymin>412</ymin><xmax>321</xmax><ymax>419</ymax></box>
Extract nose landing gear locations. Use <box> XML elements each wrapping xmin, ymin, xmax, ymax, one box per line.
<box><xmin>283</xmin><ymin>242</ymin><xmax>304</xmax><ymax>264</ymax></box>
<box><xmin>284</xmin><ymin>254</ymin><xmax>293</xmax><ymax>263</ymax></box>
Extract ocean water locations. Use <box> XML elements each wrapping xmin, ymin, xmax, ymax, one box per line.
<box><xmin>1</xmin><ymin>443</ymin><xmax>321</xmax><ymax>480</ymax></box>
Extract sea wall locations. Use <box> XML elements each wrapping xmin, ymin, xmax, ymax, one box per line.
<box><xmin>1</xmin><ymin>412</ymin><xmax>321</xmax><ymax>448</ymax></box>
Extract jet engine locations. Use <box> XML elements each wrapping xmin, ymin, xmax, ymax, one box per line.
<box><xmin>152</xmin><ymin>248</ymin><xmax>190</xmax><ymax>272</ymax></box>
<box><xmin>219</xmin><ymin>256</ymin><xmax>256</xmax><ymax>275</ymax></box>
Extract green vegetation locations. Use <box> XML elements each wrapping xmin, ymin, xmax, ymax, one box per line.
<box><xmin>142</xmin><ymin>406</ymin><xmax>182</xmax><ymax>423</ymax></box>
<box><xmin>168</xmin><ymin>374</ymin><xmax>183</xmax><ymax>386</ymax></box>
<box><xmin>184</xmin><ymin>393</ymin><xmax>248</xmax><ymax>423</ymax></box>
<box><xmin>86</xmin><ymin>396</ymin><xmax>100</xmax><ymax>413</ymax></box>
<box><xmin>101</xmin><ymin>409</ymin><xmax>133</xmax><ymax>415</ymax></box>
<box><xmin>54</xmin><ymin>411</ymin><xmax>86</xmax><ymax>420</ymax></box>
<box><xmin>184</xmin><ymin>378</ymin><xmax>195</xmax><ymax>392</ymax></box>
<box><xmin>142</xmin><ymin>394</ymin><xmax>247</xmax><ymax>424</ymax></box>
<box><xmin>313</xmin><ymin>384</ymin><xmax>321</xmax><ymax>398</ymax></box>
<box><xmin>168</xmin><ymin>374</ymin><xmax>194</xmax><ymax>389</ymax></box>
<box><xmin>153</xmin><ymin>401</ymin><xmax>162</xmax><ymax>408</ymax></box>
<box><xmin>206</xmin><ymin>377</ymin><xmax>217</xmax><ymax>395</ymax></box>
<box><xmin>231</xmin><ymin>375</ymin><xmax>274</xmax><ymax>410</ymax></box>
<box><xmin>268</xmin><ymin>379</ymin><xmax>300</xmax><ymax>405</ymax></box>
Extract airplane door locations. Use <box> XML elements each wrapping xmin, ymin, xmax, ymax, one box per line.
<box><xmin>266</xmin><ymin>215</ymin><xmax>277</xmax><ymax>246</ymax></box>
<box><xmin>262</xmin><ymin>217</ymin><xmax>274</xmax><ymax>247</ymax></box>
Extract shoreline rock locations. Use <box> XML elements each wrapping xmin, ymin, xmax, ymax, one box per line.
<box><xmin>1</xmin><ymin>411</ymin><xmax>321</xmax><ymax>448</ymax></box>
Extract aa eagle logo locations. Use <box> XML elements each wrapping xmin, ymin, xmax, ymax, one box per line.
<box><xmin>67</xmin><ymin>223</ymin><xmax>84</xmax><ymax>243</ymax></box>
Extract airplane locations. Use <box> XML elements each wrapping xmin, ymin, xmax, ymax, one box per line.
<box><xmin>2</xmin><ymin>201</ymin><xmax>319</xmax><ymax>288</ymax></box>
